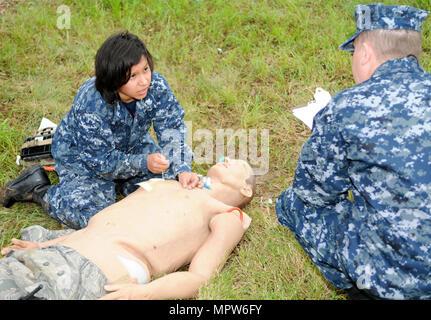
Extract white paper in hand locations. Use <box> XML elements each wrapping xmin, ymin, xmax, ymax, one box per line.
<box><xmin>292</xmin><ymin>88</ymin><xmax>331</xmax><ymax>129</ymax></box>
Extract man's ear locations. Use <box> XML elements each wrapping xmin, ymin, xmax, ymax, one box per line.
<box><xmin>360</xmin><ymin>41</ymin><xmax>381</xmax><ymax>81</ymax></box>
<box><xmin>360</xmin><ymin>41</ymin><xmax>376</xmax><ymax>66</ymax></box>
<box><xmin>240</xmin><ymin>184</ymin><xmax>253</xmax><ymax>198</ymax></box>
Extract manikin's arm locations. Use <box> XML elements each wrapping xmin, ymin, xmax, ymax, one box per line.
<box><xmin>101</xmin><ymin>210</ymin><xmax>251</xmax><ymax>300</ymax></box>
<box><xmin>1</xmin><ymin>232</ymin><xmax>75</xmax><ymax>256</ymax></box>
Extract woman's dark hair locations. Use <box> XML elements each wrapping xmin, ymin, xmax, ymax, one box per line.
<box><xmin>95</xmin><ymin>31</ymin><xmax>154</xmax><ymax>105</ymax></box>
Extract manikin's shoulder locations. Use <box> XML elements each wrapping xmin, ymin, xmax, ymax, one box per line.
<box><xmin>209</xmin><ymin>205</ymin><xmax>252</xmax><ymax>231</ymax></box>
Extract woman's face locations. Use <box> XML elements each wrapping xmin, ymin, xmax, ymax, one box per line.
<box><xmin>118</xmin><ymin>55</ymin><xmax>152</xmax><ymax>102</ymax></box>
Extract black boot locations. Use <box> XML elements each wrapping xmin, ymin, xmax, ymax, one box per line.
<box><xmin>33</xmin><ymin>184</ymin><xmax>51</xmax><ymax>212</ymax></box>
<box><xmin>0</xmin><ymin>165</ymin><xmax>51</xmax><ymax>208</ymax></box>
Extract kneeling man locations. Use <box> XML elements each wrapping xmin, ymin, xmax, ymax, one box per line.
<box><xmin>0</xmin><ymin>158</ymin><xmax>255</xmax><ymax>300</ymax></box>
<box><xmin>276</xmin><ymin>4</ymin><xmax>431</xmax><ymax>300</ymax></box>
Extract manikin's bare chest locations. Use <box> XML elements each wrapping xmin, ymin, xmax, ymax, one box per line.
<box><xmin>98</xmin><ymin>180</ymin><xmax>217</xmax><ymax>237</ymax></box>
<box><xmin>74</xmin><ymin>180</ymin><xmax>227</xmax><ymax>277</ymax></box>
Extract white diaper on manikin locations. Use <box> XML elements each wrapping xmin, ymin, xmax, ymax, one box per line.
<box><xmin>116</xmin><ymin>255</ymin><xmax>149</xmax><ymax>284</ymax></box>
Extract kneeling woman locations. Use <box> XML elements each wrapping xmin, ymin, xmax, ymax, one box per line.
<box><xmin>1</xmin><ymin>32</ymin><xmax>199</xmax><ymax>229</ymax></box>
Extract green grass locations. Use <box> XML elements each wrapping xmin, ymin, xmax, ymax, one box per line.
<box><xmin>0</xmin><ymin>0</ymin><xmax>430</xmax><ymax>300</ymax></box>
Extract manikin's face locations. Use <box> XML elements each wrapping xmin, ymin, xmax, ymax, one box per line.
<box><xmin>207</xmin><ymin>158</ymin><xmax>252</xmax><ymax>190</ymax></box>
<box><xmin>118</xmin><ymin>55</ymin><xmax>152</xmax><ymax>103</ymax></box>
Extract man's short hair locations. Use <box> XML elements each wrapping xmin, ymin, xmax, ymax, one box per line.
<box><xmin>357</xmin><ymin>29</ymin><xmax>422</xmax><ymax>62</ymax></box>
<box><xmin>95</xmin><ymin>31</ymin><xmax>154</xmax><ymax>105</ymax></box>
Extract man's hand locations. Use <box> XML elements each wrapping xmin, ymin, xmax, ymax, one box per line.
<box><xmin>1</xmin><ymin>238</ymin><xmax>40</xmax><ymax>256</ymax></box>
<box><xmin>147</xmin><ymin>153</ymin><xmax>170</xmax><ymax>174</ymax></box>
<box><xmin>178</xmin><ymin>172</ymin><xmax>203</xmax><ymax>190</ymax></box>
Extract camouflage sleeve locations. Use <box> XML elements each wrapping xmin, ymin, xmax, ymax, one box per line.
<box><xmin>149</xmin><ymin>74</ymin><xmax>193</xmax><ymax>177</ymax></box>
<box><xmin>292</xmin><ymin>101</ymin><xmax>351</xmax><ymax>207</ymax></box>
<box><xmin>73</xmin><ymin>104</ymin><xmax>149</xmax><ymax>181</ymax></box>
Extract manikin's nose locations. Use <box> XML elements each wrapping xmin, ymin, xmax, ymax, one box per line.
<box><xmin>222</xmin><ymin>157</ymin><xmax>230</xmax><ymax>167</ymax></box>
<box><xmin>217</xmin><ymin>156</ymin><xmax>230</xmax><ymax>167</ymax></box>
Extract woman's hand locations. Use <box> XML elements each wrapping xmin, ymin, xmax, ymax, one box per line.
<box><xmin>147</xmin><ymin>153</ymin><xmax>170</xmax><ymax>174</ymax></box>
<box><xmin>178</xmin><ymin>172</ymin><xmax>203</xmax><ymax>190</ymax></box>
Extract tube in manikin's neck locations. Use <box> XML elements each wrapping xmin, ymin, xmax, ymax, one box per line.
<box><xmin>197</xmin><ymin>174</ymin><xmax>211</xmax><ymax>189</ymax></box>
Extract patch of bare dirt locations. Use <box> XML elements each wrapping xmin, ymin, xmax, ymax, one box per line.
<box><xmin>0</xmin><ymin>0</ymin><xmax>24</xmax><ymax>15</ymax></box>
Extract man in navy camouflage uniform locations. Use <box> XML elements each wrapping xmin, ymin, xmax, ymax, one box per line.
<box><xmin>0</xmin><ymin>32</ymin><xmax>198</xmax><ymax>229</ymax></box>
<box><xmin>276</xmin><ymin>4</ymin><xmax>431</xmax><ymax>299</ymax></box>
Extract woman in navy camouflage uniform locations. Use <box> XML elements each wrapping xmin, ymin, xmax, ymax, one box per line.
<box><xmin>0</xmin><ymin>32</ymin><xmax>199</xmax><ymax>229</ymax></box>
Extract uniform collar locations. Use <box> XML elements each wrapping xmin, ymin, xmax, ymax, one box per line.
<box><xmin>111</xmin><ymin>81</ymin><xmax>154</xmax><ymax>126</ymax></box>
<box><xmin>371</xmin><ymin>56</ymin><xmax>425</xmax><ymax>79</ymax></box>
<box><xmin>111</xmin><ymin>100</ymin><xmax>126</xmax><ymax>125</ymax></box>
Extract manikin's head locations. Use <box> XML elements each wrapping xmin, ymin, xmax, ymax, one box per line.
<box><xmin>206</xmin><ymin>158</ymin><xmax>256</xmax><ymax>208</ymax></box>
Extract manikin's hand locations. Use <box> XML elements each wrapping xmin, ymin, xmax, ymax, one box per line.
<box><xmin>178</xmin><ymin>172</ymin><xmax>203</xmax><ymax>190</ymax></box>
<box><xmin>100</xmin><ymin>279</ymin><xmax>150</xmax><ymax>300</ymax></box>
<box><xmin>147</xmin><ymin>153</ymin><xmax>170</xmax><ymax>174</ymax></box>
<box><xmin>1</xmin><ymin>238</ymin><xmax>40</xmax><ymax>256</ymax></box>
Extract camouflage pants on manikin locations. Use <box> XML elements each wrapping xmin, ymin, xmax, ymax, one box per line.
<box><xmin>43</xmin><ymin>134</ymin><xmax>176</xmax><ymax>229</ymax></box>
<box><xmin>0</xmin><ymin>225</ymin><xmax>108</xmax><ymax>300</ymax></box>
